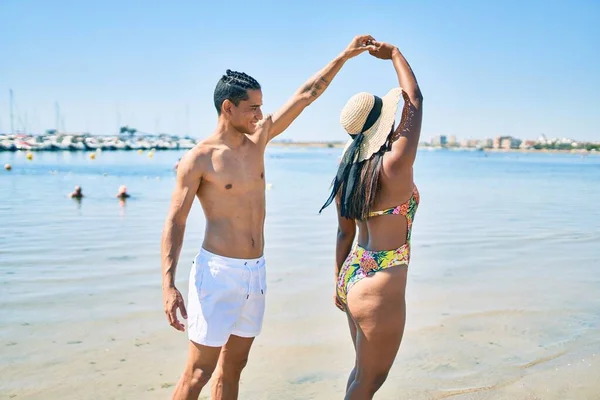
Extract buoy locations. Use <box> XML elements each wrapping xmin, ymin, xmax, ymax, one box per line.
<box><xmin>266</xmin><ymin>183</ymin><xmax>273</xmax><ymax>190</ymax></box>
<box><xmin>138</xmin><ymin>149</ymin><xmax>144</xmax><ymax>154</ymax></box>
<box><xmin>26</xmin><ymin>152</ymin><xmax>33</xmax><ymax>160</ymax></box>
<box><xmin>90</xmin><ymin>152</ymin><xmax>96</xmax><ymax>160</ymax></box>
<box><xmin>148</xmin><ymin>151</ymin><xmax>154</xmax><ymax>158</ymax></box>
<box><xmin>4</xmin><ymin>163</ymin><xmax>11</xmax><ymax>171</ymax></box>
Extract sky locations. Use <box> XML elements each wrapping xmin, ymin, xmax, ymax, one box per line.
<box><xmin>1</xmin><ymin>0</ymin><xmax>599</xmax><ymax>142</ymax></box>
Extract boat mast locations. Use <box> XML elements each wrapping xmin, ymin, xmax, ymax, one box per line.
<box><xmin>55</xmin><ymin>102</ymin><xmax>60</xmax><ymax>133</ymax></box>
<box><xmin>9</xmin><ymin>89</ymin><xmax>14</xmax><ymax>134</ymax></box>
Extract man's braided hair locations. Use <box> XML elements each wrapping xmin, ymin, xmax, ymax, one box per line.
<box><xmin>213</xmin><ymin>69</ymin><xmax>261</xmax><ymax>115</ymax></box>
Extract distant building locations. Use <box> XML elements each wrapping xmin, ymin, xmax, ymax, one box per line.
<box><xmin>448</xmin><ymin>135</ymin><xmax>457</xmax><ymax>147</ymax></box>
<box><xmin>494</xmin><ymin>136</ymin><xmax>521</xmax><ymax>149</ymax></box>
<box><xmin>430</xmin><ymin>135</ymin><xmax>447</xmax><ymax>146</ymax></box>
<box><xmin>459</xmin><ymin>139</ymin><xmax>484</xmax><ymax>148</ymax></box>
<box><xmin>520</xmin><ymin>140</ymin><xmax>537</xmax><ymax>149</ymax></box>
<box><xmin>493</xmin><ymin>136</ymin><xmax>507</xmax><ymax>149</ymax></box>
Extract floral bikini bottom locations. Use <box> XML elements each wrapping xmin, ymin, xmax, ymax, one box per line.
<box><xmin>336</xmin><ymin>243</ymin><xmax>410</xmax><ymax>305</ymax></box>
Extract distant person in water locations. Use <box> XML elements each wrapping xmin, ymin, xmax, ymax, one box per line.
<box><xmin>319</xmin><ymin>40</ymin><xmax>423</xmax><ymax>399</ymax></box>
<box><xmin>116</xmin><ymin>185</ymin><xmax>130</xmax><ymax>199</ymax></box>
<box><xmin>160</xmin><ymin>35</ymin><xmax>378</xmax><ymax>400</ymax></box>
<box><xmin>69</xmin><ymin>186</ymin><xmax>83</xmax><ymax>199</ymax></box>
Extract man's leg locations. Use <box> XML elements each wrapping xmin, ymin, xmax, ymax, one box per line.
<box><xmin>171</xmin><ymin>341</ymin><xmax>222</xmax><ymax>400</ymax></box>
<box><xmin>211</xmin><ymin>335</ymin><xmax>255</xmax><ymax>400</ymax></box>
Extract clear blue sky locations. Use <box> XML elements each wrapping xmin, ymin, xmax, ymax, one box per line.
<box><xmin>1</xmin><ymin>0</ymin><xmax>599</xmax><ymax>142</ymax></box>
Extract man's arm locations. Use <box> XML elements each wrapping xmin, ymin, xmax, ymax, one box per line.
<box><xmin>161</xmin><ymin>148</ymin><xmax>205</xmax><ymax>332</ymax></box>
<box><xmin>265</xmin><ymin>35</ymin><xmax>378</xmax><ymax>142</ymax></box>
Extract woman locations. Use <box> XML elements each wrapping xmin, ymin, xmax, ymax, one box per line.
<box><xmin>319</xmin><ymin>41</ymin><xmax>423</xmax><ymax>399</ymax></box>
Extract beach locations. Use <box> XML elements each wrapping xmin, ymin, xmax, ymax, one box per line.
<box><xmin>1</xmin><ymin>148</ymin><xmax>599</xmax><ymax>399</ymax></box>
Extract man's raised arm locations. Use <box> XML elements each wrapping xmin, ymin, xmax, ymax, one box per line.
<box><xmin>266</xmin><ymin>35</ymin><xmax>378</xmax><ymax>141</ymax></box>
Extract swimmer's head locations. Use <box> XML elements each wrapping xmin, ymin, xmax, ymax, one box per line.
<box><xmin>70</xmin><ymin>185</ymin><xmax>83</xmax><ymax>199</ymax></box>
<box><xmin>116</xmin><ymin>185</ymin><xmax>130</xmax><ymax>199</ymax></box>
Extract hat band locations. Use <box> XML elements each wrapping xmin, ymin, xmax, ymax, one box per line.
<box><xmin>350</xmin><ymin>95</ymin><xmax>383</xmax><ymax>139</ymax></box>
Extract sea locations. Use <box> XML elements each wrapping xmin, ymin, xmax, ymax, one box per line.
<box><xmin>1</xmin><ymin>147</ymin><xmax>599</xmax><ymax>399</ymax></box>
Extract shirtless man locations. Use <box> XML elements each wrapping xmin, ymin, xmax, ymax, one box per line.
<box><xmin>161</xmin><ymin>35</ymin><xmax>378</xmax><ymax>400</ymax></box>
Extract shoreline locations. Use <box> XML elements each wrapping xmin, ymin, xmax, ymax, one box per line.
<box><xmin>3</xmin><ymin>131</ymin><xmax>598</xmax><ymax>154</ymax></box>
<box><xmin>1</xmin><ymin>143</ymin><xmax>597</xmax><ymax>154</ymax></box>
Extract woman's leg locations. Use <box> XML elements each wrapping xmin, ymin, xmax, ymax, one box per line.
<box><xmin>344</xmin><ymin>266</ymin><xmax>408</xmax><ymax>400</ymax></box>
<box><xmin>345</xmin><ymin>310</ymin><xmax>358</xmax><ymax>392</ymax></box>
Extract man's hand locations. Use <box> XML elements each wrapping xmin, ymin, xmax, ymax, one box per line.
<box><xmin>343</xmin><ymin>35</ymin><xmax>378</xmax><ymax>59</ymax></box>
<box><xmin>368</xmin><ymin>41</ymin><xmax>398</xmax><ymax>60</ymax></box>
<box><xmin>163</xmin><ymin>286</ymin><xmax>187</xmax><ymax>332</ymax></box>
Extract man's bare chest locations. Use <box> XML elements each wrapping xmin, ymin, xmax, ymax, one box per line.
<box><xmin>208</xmin><ymin>151</ymin><xmax>265</xmax><ymax>193</ymax></box>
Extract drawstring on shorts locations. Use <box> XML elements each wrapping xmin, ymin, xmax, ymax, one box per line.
<box><xmin>244</xmin><ymin>260</ymin><xmax>264</xmax><ymax>299</ymax></box>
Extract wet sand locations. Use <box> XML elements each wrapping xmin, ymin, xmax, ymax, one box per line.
<box><xmin>3</xmin><ymin>279</ymin><xmax>600</xmax><ymax>399</ymax></box>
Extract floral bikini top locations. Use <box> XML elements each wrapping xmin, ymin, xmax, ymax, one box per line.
<box><xmin>367</xmin><ymin>185</ymin><xmax>420</xmax><ymax>241</ymax></box>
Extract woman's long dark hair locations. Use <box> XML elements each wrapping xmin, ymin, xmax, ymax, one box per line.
<box><xmin>319</xmin><ymin>128</ymin><xmax>393</xmax><ymax>221</ymax></box>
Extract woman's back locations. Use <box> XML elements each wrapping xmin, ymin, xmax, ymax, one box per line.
<box><xmin>357</xmin><ymin>163</ymin><xmax>418</xmax><ymax>251</ymax></box>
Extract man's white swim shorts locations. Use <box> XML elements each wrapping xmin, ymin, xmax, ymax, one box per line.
<box><xmin>187</xmin><ymin>248</ymin><xmax>267</xmax><ymax>347</ymax></box>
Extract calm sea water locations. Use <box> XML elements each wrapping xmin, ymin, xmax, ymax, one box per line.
<box><xmin>1</xmin><ymin>147</ymin><xmax>599</xmax><ymax>398</ymax></box>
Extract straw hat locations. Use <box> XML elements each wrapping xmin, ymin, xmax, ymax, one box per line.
<box><xmin>340</xmin><ymin>87</ymin><xmax>403</xmax><ymax>162</ymax></box>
